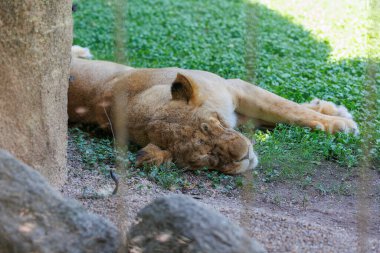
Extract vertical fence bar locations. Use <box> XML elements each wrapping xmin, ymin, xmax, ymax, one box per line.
<box><xmin>112</xmin><ymin>0</ymin><xmax>129</xmax><ymax>250</ymax></box>
<box><xmin>114</xmin><ymin>0</ymin><xmax>128</xmax><ymax>65</ymax></box>
<box><xmin>357</xmin><ymin>1</ymin><xmax>379</xmax><ymax>251</ymax></box>
<box><xmin>240</xmin><ymin>0</ymin><xmax>259</xmax><ymax>228</ymax></box>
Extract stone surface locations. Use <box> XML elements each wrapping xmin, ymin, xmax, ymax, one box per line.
<box><xmin>0</xmin><ymin>150</ymin><xmax>123</xmax><ymax>253</ymax></box>
<box><xmin>0</xmin><ymin>0</ymin><xmax>72</xmax><ymax>187</ymax></box>
<box><xmin>128</xmin><ymin>195</ymin><xmax>267</xmax><ymax>253</ymax></box>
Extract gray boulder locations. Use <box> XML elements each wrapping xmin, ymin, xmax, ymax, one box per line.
<box><xmin>0</xmin><ymin>150</ymin><xmax>122</xmax><ymax>253</ymax></box>
<box><xmin>128</xmin><ymin>195</ymin><xmax>267</xmax><ymax>253</ymax></box>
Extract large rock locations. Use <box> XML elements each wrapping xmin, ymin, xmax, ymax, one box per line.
<box><xmin>128</xmin><ymin>195</ymin><xmax>267</xmax><ymax>253</ymax></box>
<box><xmin>0</xmin><ymin>150</ymin><xmax>122</xmax><ymax>253</ymax></box>
<box><xmin>0</xmin><ymin>0</ymin><xmax>72</xmax><ymax>187</ymax></box>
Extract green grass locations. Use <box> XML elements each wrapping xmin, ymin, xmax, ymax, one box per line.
<box><xmin>72</xmin><ymin>0</ymin><xmax>379</xmax><ymax>185</ymax></box>
<box><xmin>69</xmin><ymin>127</ymin><xmax>115</xmax><ymax>174</ymax></box>
<box><xmin>240</xmin><ymin>123</ymin><xmax>361</xmax><ymax>182</ymax></box>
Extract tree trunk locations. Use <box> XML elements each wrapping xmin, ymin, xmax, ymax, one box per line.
<box><xmin>0</xmin><ymin>1</ymin><xmax>72</xmax><ymax>187</ymax></box>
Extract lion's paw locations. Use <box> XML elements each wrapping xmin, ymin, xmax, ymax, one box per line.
<box><xmin>312</xmin><ymin>117</ymin><xmax>359</xmax><ymax>135</ymax></box>
<box><xmin>71</xmin><ymin>45</ymin><xmax>93</xmax><ymax>59</ymax></box>
<box><xmin>135</xmin><ymin>144</ymin><xmax>172</xmax><ymax>167</ymax></box>
<box><xmin>305</xmin><ymin>98</ymin><xmax>353</xmax><ymax>119</ymax></box>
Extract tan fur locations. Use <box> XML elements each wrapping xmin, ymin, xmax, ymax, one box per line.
<box><xmin>303</xmin><ymin>98</ymin><xmax>353</xmax><ymax>119</ymax></box>
<box><xmin>69</xmin><ymin>51</ymin><xmax>358</xmax><ymax>174</ymax></box>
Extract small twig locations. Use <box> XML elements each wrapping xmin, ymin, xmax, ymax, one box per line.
<box><xmin>110</xmin><ymin>170</ymin><xmax>119</xmax><ymax>195</ymax></box>
<box><xmin>78</xmin><ymin>194</ymin><xmax>105</xmax><ymax>200</ymax></box>
<box><xmin>72</xmin><ymin>4</ymin><xmax>78</xmax><ymax>13</ymax></box>
<box><xmin>104</xmin><ymin>105</ymin><xmax>119</xmax><ymax>195</ymax></box>
<box><xmin>103</xmin><ymin>106</ymin><xmax>116</xmax><ymax>143</ymax></box>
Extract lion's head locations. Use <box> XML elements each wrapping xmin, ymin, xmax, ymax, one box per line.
<box><xmin>145</xmin><ymin>72</ymin><xmax>258</xmax><ymax>174</ymax></box>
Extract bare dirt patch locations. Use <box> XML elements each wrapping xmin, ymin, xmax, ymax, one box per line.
<box><xmin>62</xmin><ymin>134</ymin><xmax>380</xmax><ymax>253</ymax></box>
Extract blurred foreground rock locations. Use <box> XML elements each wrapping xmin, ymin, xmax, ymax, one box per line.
<box><xmin>128</xmin><ymin>195</ymin><xmax>267</xmax><ymax>253</ymax></box>
<box><xmin>0</xmin><ymin>150</ymin><xmax>122</xmax><ymax>253</ymax></box>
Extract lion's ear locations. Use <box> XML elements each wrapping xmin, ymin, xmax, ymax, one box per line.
<box><xmin>171</xmin><ymin>73</ymin><xmax>201</xmax><ymax>104</ymax></box>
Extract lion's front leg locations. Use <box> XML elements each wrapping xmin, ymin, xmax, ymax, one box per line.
<box><xmin>135</xmin><ymin>143</ymin><xmax>173</xmax><ymax>167</ymax></box>
<box><xmin>227</xmin><ymin>79</ymin><xmax>358</xmax><ymax>134</ymax></box>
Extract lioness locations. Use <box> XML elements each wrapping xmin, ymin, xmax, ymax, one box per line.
<box><xmin>69</xmin><ymin>47</ymin><xmax>358</xmax><ymax>174</ymax></box>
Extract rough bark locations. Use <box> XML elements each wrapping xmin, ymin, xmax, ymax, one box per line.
<box><xmin>0</xmin><ymin>0</ymin><xmax>72</xmax><ymax>187</ymax></box>
<box><xmin>128</xmin><ymin>195</ymin><xmax>267</xmax><ymax>253</ymax></box>
<box><xmin>0</xmin><ymin>150</ymin><xmax>123</xmax><ymax>253</ymax></box>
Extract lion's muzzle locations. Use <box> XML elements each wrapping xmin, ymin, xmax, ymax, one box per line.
<box><xmin>219</xmin><ymin>142</ymin><xmax>258</xmax><ymax>174</ymax></box>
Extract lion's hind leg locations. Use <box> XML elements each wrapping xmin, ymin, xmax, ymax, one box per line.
<box><xmin>227</xmin><ymin>79</ymin><xmax>359</xmax><ymax>135</ymax></box>
<box><xmin>71</xmin><ymin>45</ymin><xmax>93</xmax><ymax>59</ymax></box>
